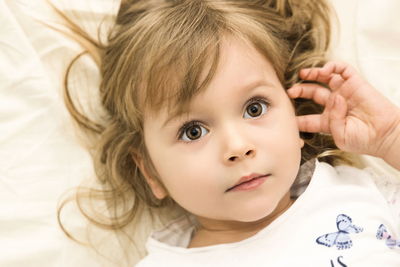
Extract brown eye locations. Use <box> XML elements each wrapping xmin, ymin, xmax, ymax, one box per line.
<box><xmin>178</xmin><ymin>122</ymin><xmax>209</xmax><ymax>142</ymax></box>
<box><xmin>247</xmin><ymin>103</ymin><xmax>262</xmax><ymax>117</ymax></box>
<box><xmin>244</xmin><ymin>100</ymin><xmax>268</xmax><ymax>118</ymax></box>
<box><xmin>186</xmin><ymin>125</ymin><xmax>201</xmax><ymax>140</ymax></box>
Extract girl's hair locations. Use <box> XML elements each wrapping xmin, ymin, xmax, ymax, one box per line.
<box><xmin>55</xmin><ymin>0</ymin><xmax>363</xmax><ymax>264</ymax></box>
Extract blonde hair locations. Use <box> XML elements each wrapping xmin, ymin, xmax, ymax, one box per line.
<box><xmin>55</xmin><ymin>0</ymin><xmax>363</xmax><ymax>264</ymax></box>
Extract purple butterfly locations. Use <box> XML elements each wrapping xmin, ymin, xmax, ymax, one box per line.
<box><xmin>316</xmin><ymin>214</ymin><xmax>363</xmax><ymax>250</ymax></box>
<box><xmin>376</xmin><ymin>224</ymin><xmax>400</xmax><ymax>249</ymax></box>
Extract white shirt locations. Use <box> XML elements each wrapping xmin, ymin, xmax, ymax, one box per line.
<box><xmin>136</xmin><ymin>161</ymin><xmax>400</xmax><ymax>266</ymax></box>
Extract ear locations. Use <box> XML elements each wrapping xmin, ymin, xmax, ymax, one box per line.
<box><xmin>131</xmin><ymin>151</ymin><xmax>168</xmax><ymax>200</ymax></box>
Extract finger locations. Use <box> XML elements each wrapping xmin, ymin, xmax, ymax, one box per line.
<box><xmin>296</xmin><ymin>114</ymin><xmax>329</xmax><ymax>134</ymax></box>
<box><xmin>328</xmin><ymin>74</ymin><xmax>345</xmax><ymax>90</ymax></box>
<box><xmin>297</xmin><ymin>72</ymin><xmax>345</xmax><ymax>92</ymax></box>
<box><xmin>299</xmin><ymin>68</ymin><xmax>332</xmax><ymax>84</ymax></box>
<box><xmin>287</xmin><ymin>84</ymin><xmax>331</xmax><ymax>106</ymax></box>
<box><xmin>320</xmin><ymin>61</ymin><xmax>357</xmax><ymax>80</ymax></box>
<box><xmin>299</xmin><ymin>61</ymin><xmax>357</xmax><ymax>85</ymax></box>
<box><xmin>329</xmin><ymin>94</ymin><xmax>347</xmax><ymax>149</ymax></box>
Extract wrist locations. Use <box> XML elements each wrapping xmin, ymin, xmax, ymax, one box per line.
<box><xmin>380</xmin><ymin>115</ymin><xmax>400</xmax><ymax>171</ymax></box>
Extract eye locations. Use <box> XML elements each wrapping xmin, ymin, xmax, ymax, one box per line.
<box><xmin>178</xmin><ymin>121</ymin><xmax>209</xmax><ymax>142</ymax></box>
<box><xmin>243</xmin><ymin>98</ymin><xmax>269</xmax><ymax>119</ymax></box>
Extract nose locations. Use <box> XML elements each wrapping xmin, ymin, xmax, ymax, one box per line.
<box><xmin>226</xmin><ymin>149</ymin><xmax>256</xmax><ymax>163</ymax></box>
<box><xmin>222</xmin><ymin>127</ymin><xmax>256</xmax><ymax>164</ymax></box>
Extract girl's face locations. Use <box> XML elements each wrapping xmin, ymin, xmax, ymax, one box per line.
<box><xmin>141</xmin><ymin>37</ymin><xmax>304</xmax><ymax>230</ymax></box>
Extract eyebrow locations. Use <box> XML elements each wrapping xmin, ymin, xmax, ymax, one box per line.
<box><xmin>162</xmin><ymin>108</ymin><xmax>190</xmax><ymax>129</ymax></box>
<box><xmin>161</xmin><ymin>79</ymin><xmax>273</xmax><ymax>128</ymax></box>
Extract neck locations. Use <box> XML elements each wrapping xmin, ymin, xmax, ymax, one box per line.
<box><xmin>188</xmin><ymin>192</ymin><xmax>294</xmax><ymax>248</ymax></box>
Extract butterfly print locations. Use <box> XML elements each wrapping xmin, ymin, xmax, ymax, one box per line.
<box><xmin>316</xmin><ymin>214</ymin><xmax>363</xmax><ymax>250</ymax></box>
<box><xmin>376</xmin><ymin>224</ymin><xmax>400</xmax><ymax>249</ymax></box>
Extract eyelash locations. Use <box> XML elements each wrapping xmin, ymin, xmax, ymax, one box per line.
<box><xmin>176</xmin><ymin>96</ymin><xmax>271</xmax><ymax>142</ymax></box>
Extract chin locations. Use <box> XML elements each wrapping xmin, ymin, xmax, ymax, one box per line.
<box><xmin>235</xmin><ymin>205</ymin><xmax>278</xmax><ymax>223</ymax></box>
<box><xmin>243</xmin><ymin>195</ymin><xmax>283</xmax><ymax>221</ymax></box>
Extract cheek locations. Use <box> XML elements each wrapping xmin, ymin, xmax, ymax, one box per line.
<box><xmin>154</xmin><ymin>152</ymin><xmax>221</xmax><ymax>214</ymax></box>
<box><xmin>151</xmin><ymin>149</ymin><xmax>214</xmax><ymax>192</ymax></box>
<box><xmin>256</xmin><ymin>113</ymin><xmax>302</xmax><ymax>169</ymax></box>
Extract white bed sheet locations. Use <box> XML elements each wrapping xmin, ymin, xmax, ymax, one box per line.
<box><xmin>0</xmin><ymin>0</ymin><xmax>399</xmax><ymax>266</ymax></box>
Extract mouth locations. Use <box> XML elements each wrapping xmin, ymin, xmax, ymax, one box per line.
<box><xmin>226</xmin><ymin>174</ymin><xmax>270</xmax><ymax>192</ymax></box>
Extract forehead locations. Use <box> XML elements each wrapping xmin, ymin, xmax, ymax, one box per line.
<box><xmin>153</xmin><ymin>37</ymin><xmax>282</xmax><ymax>126</ymax></box>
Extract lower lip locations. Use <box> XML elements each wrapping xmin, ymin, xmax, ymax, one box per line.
<box><xmin>229</xmin><ymin>175</ymin><xmax>269</xmax><ymax>192</ymax></box>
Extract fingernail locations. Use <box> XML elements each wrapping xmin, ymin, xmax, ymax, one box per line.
<box><xmin>302</xmin><ymin>68</ymin><xmax>310</xmax><ymax>75</ymax></box>
<box><xmin>335</xmin><ymin>94</ymin><xmax>342</xmax><ymax>107</ymax></box>
<box><xmin>287</xmin><ymin>88</ymin><xmax>295</xmax><ymax>96</ymax></box>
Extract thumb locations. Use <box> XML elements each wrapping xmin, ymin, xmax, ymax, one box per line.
<box><xmin>329</xmin><ymin>94</ymin><xmax>347</xmax><ymax>149</ymax></box>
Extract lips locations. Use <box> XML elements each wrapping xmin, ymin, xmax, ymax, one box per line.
<box><xmin>227</xmin><ymin>173</ymin><xmax>269</xmax><ymax>192</ymax></box>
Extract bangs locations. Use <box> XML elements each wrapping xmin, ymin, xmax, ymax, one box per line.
<box><xmin>143</xmin><ymin>25</ymin><xmax>221</xmax><ymax>118</ymax></box>
<box><xmin>135</xmin><ymin>1</ymin><xmax>288</xmax><ymax>118</ymax></box>
<box><xmin>126</xmin><ymin>0</ymin><xmax>223</xmax><ymax>118</ymax></box>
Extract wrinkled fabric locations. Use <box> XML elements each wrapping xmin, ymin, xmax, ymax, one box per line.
<box><xmin>1</xmin><ymin>0</ymin><xmax>399</xmax><ymax>266</ymax></box>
